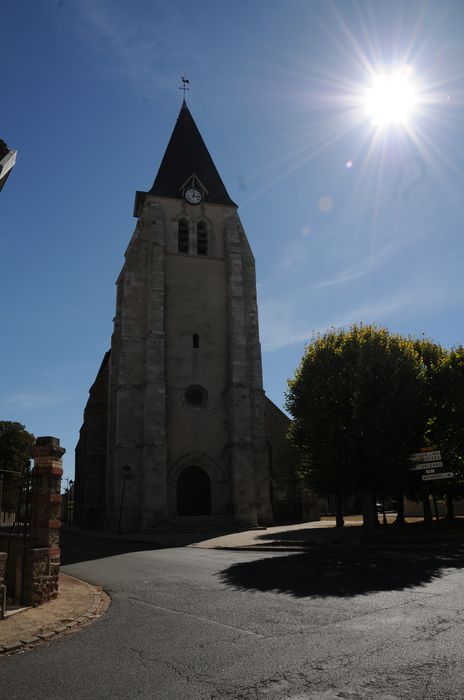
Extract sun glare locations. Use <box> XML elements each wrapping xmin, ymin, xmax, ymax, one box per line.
<box><xmin>364</xmin><ymin>70</ymin><xmax>417</xmax><ymax>128</ymax></box>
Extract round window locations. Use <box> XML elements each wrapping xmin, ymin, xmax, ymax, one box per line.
<box><xmin>184</xmin><ymin>385</ymin><xmax>207</xmax><ymax>408</ymax></box>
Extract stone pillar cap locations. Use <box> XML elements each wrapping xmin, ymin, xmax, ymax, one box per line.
<box><xmin>33</xmin><ymin>436</ymin><xmax>66</xmax><ymax>458</ymax></box>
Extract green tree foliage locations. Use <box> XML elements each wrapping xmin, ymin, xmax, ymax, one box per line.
<box><xmin>0</xmin><ymin>422</ymin><xmax>35</xmax><ymax>512</ymax></box>
<box><xmin>411</xmin><ymin>336</ymin><xmax>446</xmax><ymax>445</ymax></box>
<box><xmin>286</xmin><ymin>325</ymin><xmax>428</xmax><ymax>527</ymax></box>
<box><xmin>0</xmin><ymin>421</ymin><xmax>35</xmax><ymax>474</ymax></box>
<box><xmin>411</xmin><ymin>337</ymin><xmax>445</xmax><ymax>373</ymax></box>
<box><xmin>399</xmin><ymin>339</ymin><xmax>446</xmax><ymax>491</ymax></box>
<box><xmin>429</xmin><ymin>346</ymin><xmax>464</xmax><ymax>496</ymax></box>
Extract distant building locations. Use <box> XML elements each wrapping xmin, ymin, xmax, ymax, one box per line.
<box><xmin>0</xmin><ymin>140</ymin><xmax>17</xmax><ymax>192</ymax></box>
<box><xmin>75</xmin><ymin>101</ymin><xmax>319</xmax><ymax>532</ymax></box>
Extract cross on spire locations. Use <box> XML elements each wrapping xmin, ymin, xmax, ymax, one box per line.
<box><xmin>179</xmin><ymin>76</ymin><xmax>190</xmax><ymax>100</ymax></box>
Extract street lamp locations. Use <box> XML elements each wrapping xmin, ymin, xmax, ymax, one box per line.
<box><xmin>117</xmin><ymin>465</ymin><xmax>132</xmax><ymax>535</ymax></box>
<box><xmin>67</xmin><ymin>480</ymin><xmax>74</xmax><ymax>526</ymax></box>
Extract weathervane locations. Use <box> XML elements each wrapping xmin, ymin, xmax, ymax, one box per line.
<box><xmin>179</xmin><ymin>76</ymin><xmax>190</xmax><ymax>100</ymax></box>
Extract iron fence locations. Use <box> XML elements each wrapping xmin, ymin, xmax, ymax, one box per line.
<box><xmin>0</xmin><ymin>471</ymin><xmax>37</xmax><ymax>539</ymax></box>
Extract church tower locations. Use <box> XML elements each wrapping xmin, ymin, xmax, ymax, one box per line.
<box><xmin>75</xmin><ymin>101</ymin><xmax>275</xmax><ymax>532</ymax></box>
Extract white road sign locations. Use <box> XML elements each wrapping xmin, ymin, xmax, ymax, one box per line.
<box><xmin>411</xmin><ymin>461</ymin><xmax>443</xmax><ymax>471</ymax></box>
<box><xmin>410</xmin><ymin>450</ymin><xmax>441</xmax><ymax>463</ymax></box>
<box><xmin>421</xmin><ymin>472</ymin><xmax>454</xmax><ymax>482</ymax></box>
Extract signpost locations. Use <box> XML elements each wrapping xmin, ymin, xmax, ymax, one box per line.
<box><xmin>410</xmin><ymin>450</ymin><xmax>441</xmax><ymax>463</ymax></box>
<box><xmin>409</xmin><ymin>447</ymin><xmax>452</xmax><ymax>525</ymax></box>
<box><xmin>411</xmin><ymin>461</ymin><xmax>443</xmax><ymax>471</ymax></box>
<box><xmin>422</xmin><ymin>472</ymin><xmax>454</xmax><ymax>482</ymax></box>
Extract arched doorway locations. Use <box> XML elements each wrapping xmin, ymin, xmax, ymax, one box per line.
<box><xmin>177</xmin><ymin>466</ymin><xmax>211</xmax><ymax>516</ymax></box>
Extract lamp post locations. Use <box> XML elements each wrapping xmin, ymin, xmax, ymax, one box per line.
<box><xmin>117</xmin><ymin>465</ymin><xmax>131</xmax><ymax>535</ymax></box>
<box><xmin>67</xmin><ymin>479</ymin><xmax>74</xmax><ymax>526</ymax></box>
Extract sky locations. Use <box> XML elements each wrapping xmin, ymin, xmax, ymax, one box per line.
<box><xmin>2</xmin><ymin>0</ymin><xmax>464</xmax><ymax>484</ymax></box>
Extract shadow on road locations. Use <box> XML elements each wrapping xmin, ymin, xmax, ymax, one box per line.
<box><xmin>253</xmin><ymin>519</ymin><xmax>464</xmax><ymax>546</ymax></box>
<box><xmin>219</xmin><ymin>548</ymin><xmax>464</xmax><ymax>598</ymax></box>
<box><xmin>254</xmin><ymin>524</ymin><xmax>361</xmax><ymax>544</ymax></box>
<box><xmin>61</xmin><ymin>532</ymin><xmax>161</xmax><ymax>565</ymax></box>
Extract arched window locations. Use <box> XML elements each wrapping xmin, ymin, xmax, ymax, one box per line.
<box><xmin>193</xmin><ymin>333</ymin><xmax>200</xmax><ymax>348</ymax></box>
<box><xmin>178</xmin><ymin>219</ymin><xmax>189</xmax><ymax>253</ymax></box>
<box><xmin>196</xmin><ymin>221</ymin><xmax>208</xmax><ymax>256</ymax></box>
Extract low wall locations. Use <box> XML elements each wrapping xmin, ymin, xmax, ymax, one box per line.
<box><xmin>404</xmin><ymin>498</ymin><xmax>464</xmax><ymax>518</ymax></box>
<box><xmin>0</xmin><ymin>535</ymin><xmax>25</xmax><ymax>602</ymax></box>
<box><xmin>23</xmin><ymin>548</ymin><xmax>59</xmax><ymax>606</ymax></box>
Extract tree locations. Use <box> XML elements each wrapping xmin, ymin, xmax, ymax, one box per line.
<box><xmin>286</xmin><ymin>325</ymin><xmax>428</xmax><ymax>529</ymax></box>
<box><xmin>396</xmin><ymin>338</ymin><xmax>447</xmax><ymax>525</ymax></box>
<box><xmin>0</xmin><ymin>422</ymin><xmax>35</xmax><ymax>512</ymax></box>
<box><xmin>428</xmin><ymin>346</ymin><xmax>464</xmax><ymax>517</ymax></box>
<box><xmin>0</xmin><ymin>422</ymin><xmax>35</xmax><ymax>473</ymax></box>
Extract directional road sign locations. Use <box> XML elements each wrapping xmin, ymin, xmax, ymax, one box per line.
<box><xmin>410</xmin><ymin>450</ymin><xmax>441</xmax><ymax>463</ymax></box>
<box><xmin>411</xmin><ymin>461</ymin><xmax>443</xmax><ymax>471</ymax></box>
<box><xmin>421</xmin><ymin>472</ymin><xmax>454</xmax><ymax>482</ymax></box>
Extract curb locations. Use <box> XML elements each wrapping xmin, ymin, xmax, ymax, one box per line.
<box><xmin>0</xmin><ymin>575</ymin><xmax>111</xmax><ymax>657</ymax></box>
<box><xmin>63</xmin><ymin>527</ymin><xmax>463</xmax><ymax>554</ymax></box>
<box><xmin>211</xmin><ymin>540</ymin><xmax>463</xmax><ymax>553</ymax></box>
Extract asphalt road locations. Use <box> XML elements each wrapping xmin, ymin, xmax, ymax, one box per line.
<box><xmin>2</xmin><ymin>534</ymin><xmax>464</xmax><ymax>699</ymax></box>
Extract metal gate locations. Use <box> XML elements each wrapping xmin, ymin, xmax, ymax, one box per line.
<box><xmin>0</xmin><ymin>470</ymin><xmax>37</xmax><ymax>609</ymax></box>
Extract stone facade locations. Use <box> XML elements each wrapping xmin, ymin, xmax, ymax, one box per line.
<box><xmin>265</xmin><ymin>398</ymin><xmax>319</xmax><ymax>522</ymax></box>
<box><xmin>75</xmin><ymin>353</ymin><xmax>109</xmax><ymax>529</ymax></box>
<box><xmin>75</xmin><ymin>102</ymin><xmax>319</xmax><ymax>532</ymax></box>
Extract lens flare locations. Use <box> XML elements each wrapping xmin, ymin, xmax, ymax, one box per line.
<box><xmin>364</xmin><ymin>71</ymin><xmax>417</xmax><ymax>127</ymax></box>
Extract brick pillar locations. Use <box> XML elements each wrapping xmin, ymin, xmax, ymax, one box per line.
<box><xmin>24</xmin><ymin>437</ymin><xmax>65</xmax><ymax>605</ymax></box>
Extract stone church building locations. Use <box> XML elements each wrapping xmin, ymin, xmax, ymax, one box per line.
<box><xmin>75</xmin><ymin>101</ymin><xmax>318</xmax><ymax>532</ymax></box>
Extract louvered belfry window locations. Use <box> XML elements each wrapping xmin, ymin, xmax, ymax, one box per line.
<box><xmin>196</xmin><ymin>221</ymin><xmax>208</xmax><ymax>255</ymax></box>
<box><xmin>178</xmin><ymin>218</ymin><xmax>189</xmax><ymax>253</ymax></box>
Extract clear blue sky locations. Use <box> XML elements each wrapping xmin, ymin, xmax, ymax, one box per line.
<box><xmin>2</xmin><ymin>0</ymin><xmax>463</xmax><ymax>483</ymax></box>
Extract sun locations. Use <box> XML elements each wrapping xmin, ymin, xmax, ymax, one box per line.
<box><xmin>364</xmin><ymin>69</ymin><xmax>417</xmax><ymax>128</ymax></box>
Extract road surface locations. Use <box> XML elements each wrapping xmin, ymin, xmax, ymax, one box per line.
<box><xmin>2</xmin><ymin>533</ymin><xmax>464</xmax><ymax>699</ymax></box>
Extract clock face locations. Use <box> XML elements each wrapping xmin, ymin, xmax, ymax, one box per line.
<box><xmin>185</xmin><ymin>188</ymin><xmax>202</xmax><ymax>204</ymax></box>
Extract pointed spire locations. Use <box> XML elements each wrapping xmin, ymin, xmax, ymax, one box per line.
<box><xmin>149</xmin><ymin>103</ymin><xmax>237</xmax><ymax>207</ymax></box>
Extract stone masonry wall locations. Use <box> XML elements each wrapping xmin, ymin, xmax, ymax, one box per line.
<box><xmin>75</xmin><ymin>352</ymin><xmax>110</xmax><ymax>528</ymax></box>
<box><xmin>265</xmin><ymin>397</ymin><xmax>320</xmax><ymax>523</ymax></box>
<box><xmin>224</xmin><ymin>213</ymin><xmax>269</xmax><ymax>525</ymax></box>
<box><xmin>107</xmin><ymin>199</ymin><xmax>168</xmax><ymax>532</ymax></box>
<box><xmin>24</xmin><ymin>437</ymin><xmax>65</xmax><ymax>606</ymax></box>
<box><xmin>23</xmin><ymin>547</ymin><xmax>58</xmax><ymax>606</ymax></box>
<box><xmin>238</xmin><ymin>215</ymin><xmax>273</xmax><ymax>525</ymax></box>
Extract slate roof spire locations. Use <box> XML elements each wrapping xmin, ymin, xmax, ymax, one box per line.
<box><xmin>150</xmin><ymin>101</ymin><xmax>237</xmax><ymax>207</ymax></box>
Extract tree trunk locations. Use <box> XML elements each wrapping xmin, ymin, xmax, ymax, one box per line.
<box><xmin>422</xmin><ymin>494</ymin><xmax>433</xmax><ymax>529</ymax></box>
<box><xmin>362</xmin><ymin>490</ymin><xmax>377</xmax><ymax>529</ymax></box>
<box><xmin>335</xmin><ymin>493</ymin><xmax>344</xmax><ymax>528</ymax></box>
<box><xmin>432</xmin><ymin>494</ymin><xmax>440</xmax><ymax>523</ymax></box>
<box><xmin>372</xmin><ymin>493</ymin><xmax>380</xmax><ymax>527</ymax></box>
<box><xmin>395</xmin><ymin>492</ymin><xmax>405</xmax><ymax>526</ymax></box>
<box><xmin>446</xmin><ymin>492</ymin><xmax>454</xmax><ymax>520</ymax></box>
